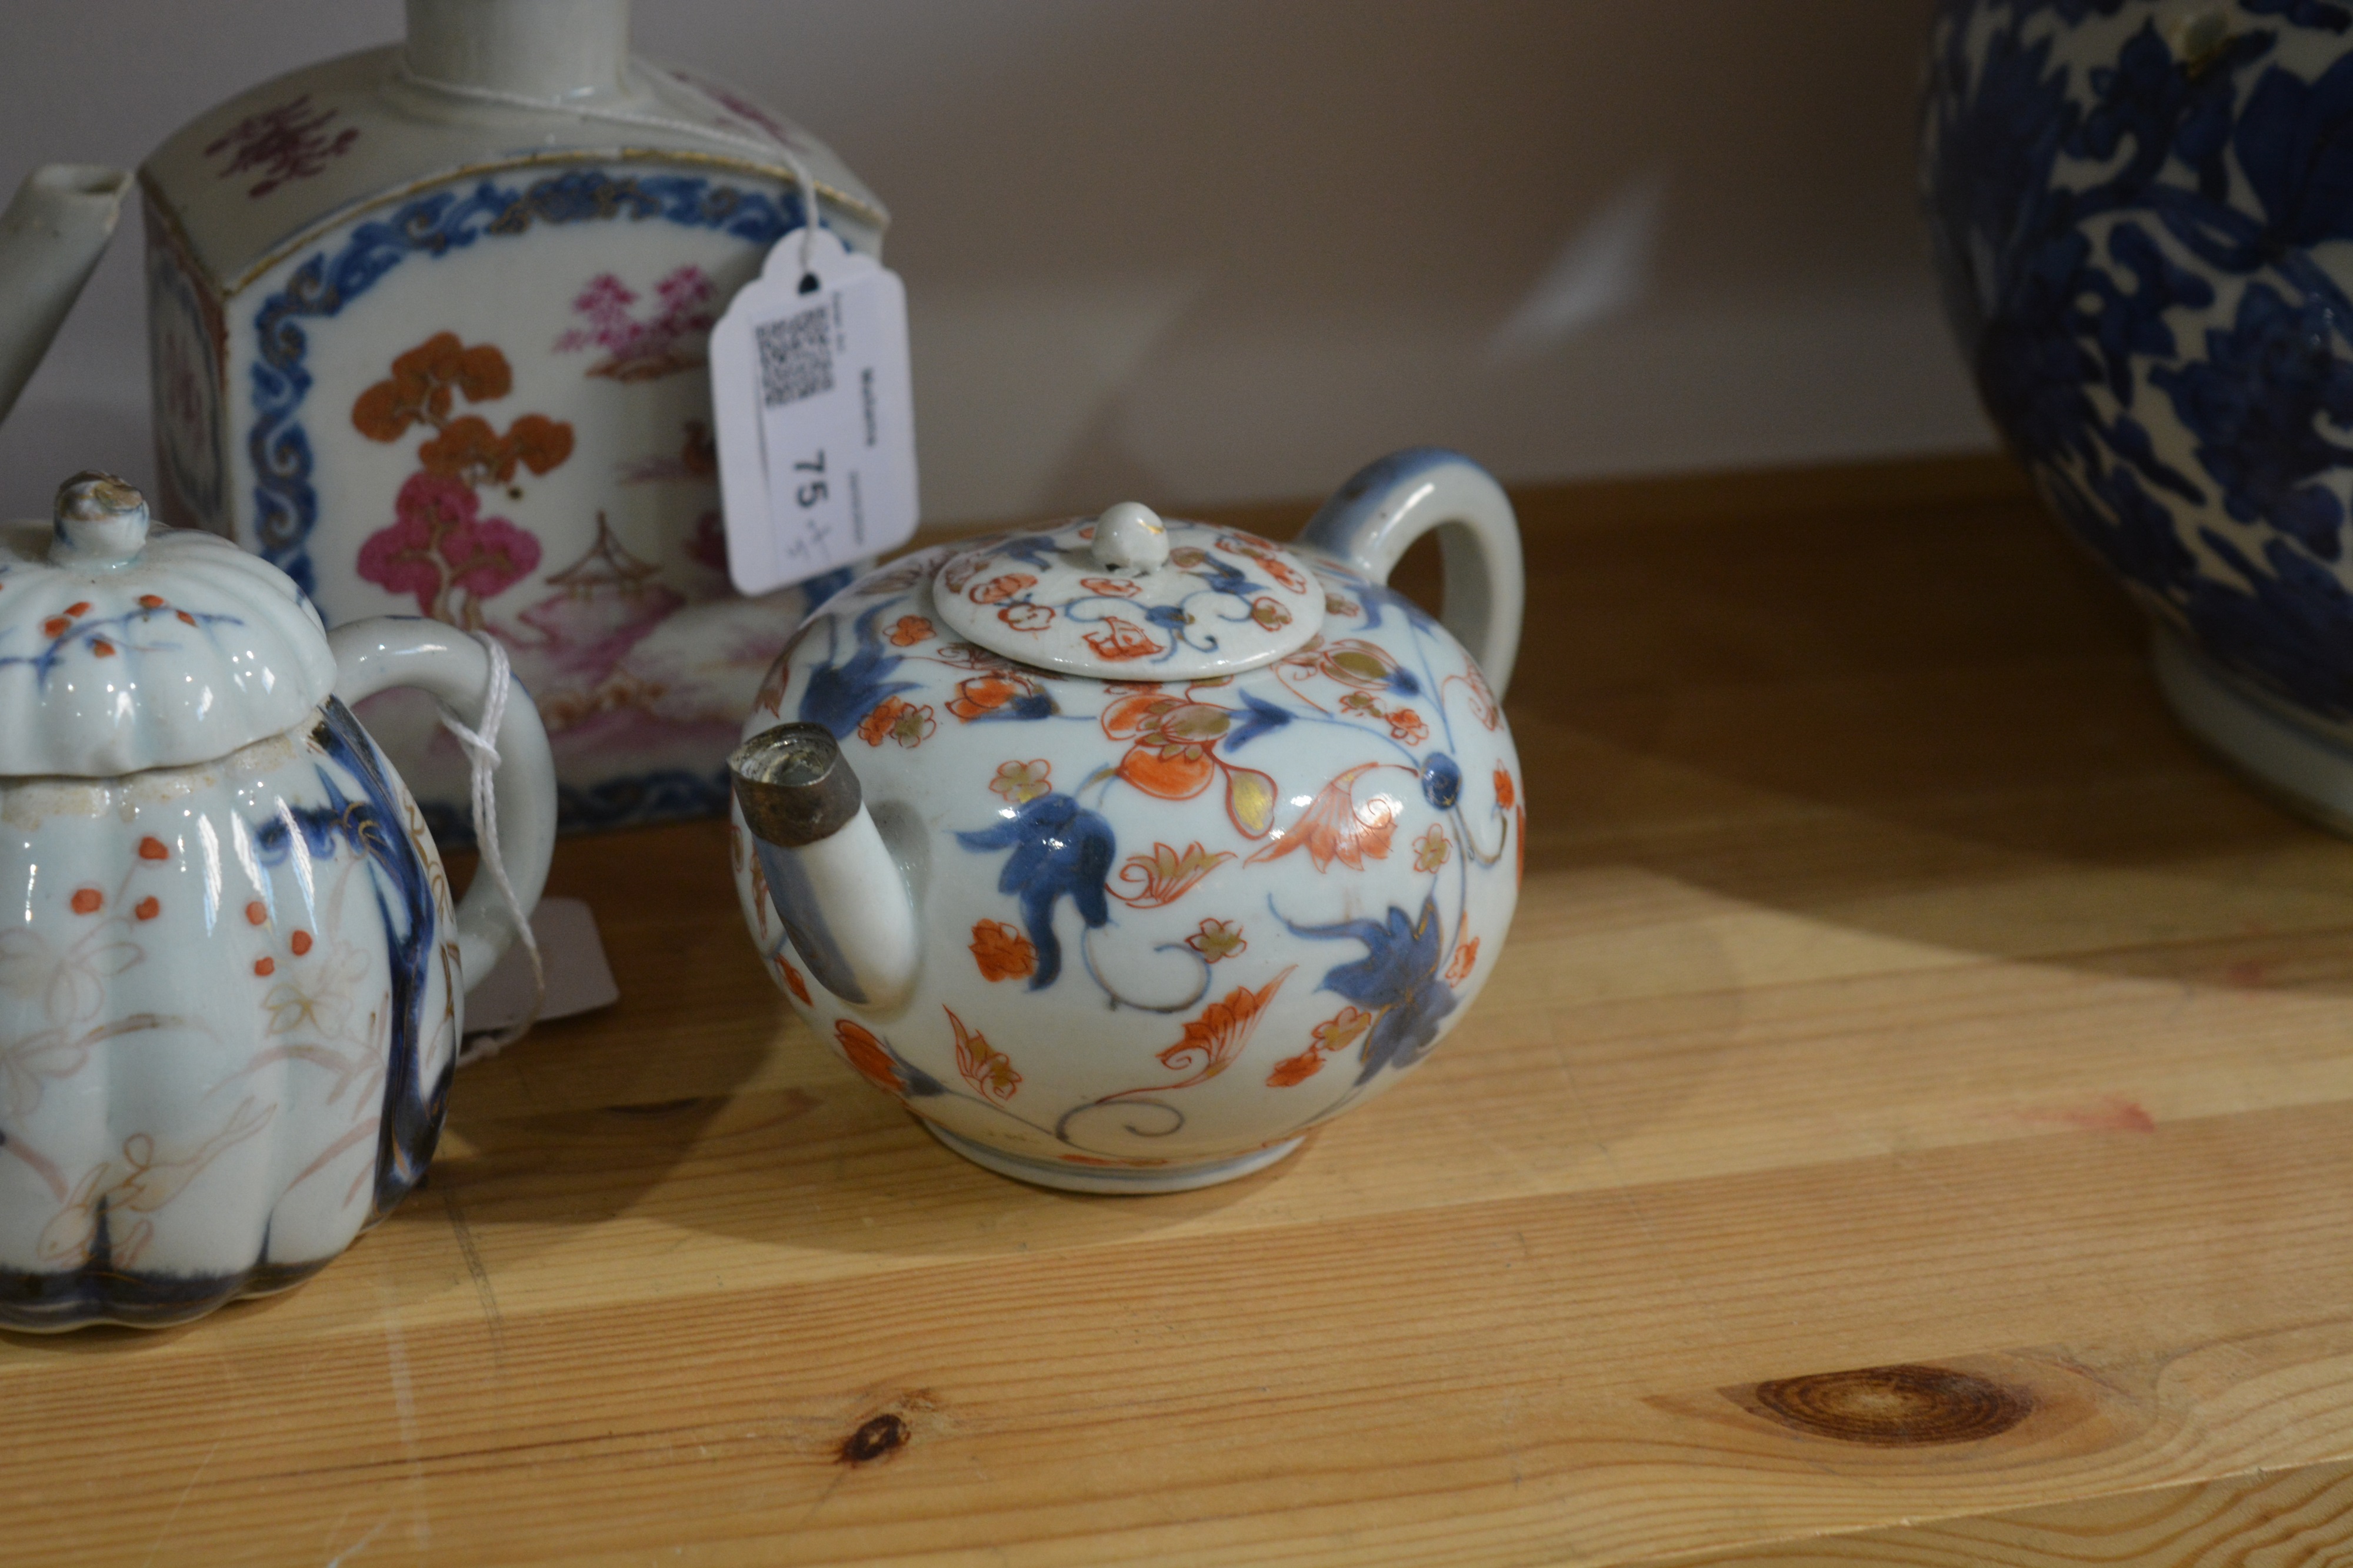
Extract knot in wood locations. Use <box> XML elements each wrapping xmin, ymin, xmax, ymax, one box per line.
<box><xmin>1750</xmin><ymin>1364</ymin><xmax>2029</xmax><ymax>1446</ymax></box>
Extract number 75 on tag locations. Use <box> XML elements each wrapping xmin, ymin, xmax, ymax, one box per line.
<box><xmin>709</xmin><ymin>228</ymin><xmax>920</xmax><ymax>598</ymax></box>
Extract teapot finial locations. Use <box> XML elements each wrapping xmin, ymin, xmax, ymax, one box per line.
<box><xmin>1090</xmin><ymin>501</ymin><xmax>1169</xmax><ymax>575</ymax></box>
<box><xmin>51</xmin><ymin>471</ymin><xmax>150</xmax><ymax>566</ymax></box>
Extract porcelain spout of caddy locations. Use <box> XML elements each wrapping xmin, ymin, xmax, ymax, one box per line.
<box><xmin>728</xmin><ymin>449</ymin><xmax>1528</xmax><ymax>1193</ymax></box>
<box><xmin>0</xmin><ymin>473</ymin><xmax>558</xmax><ymax>1329</ymax></box>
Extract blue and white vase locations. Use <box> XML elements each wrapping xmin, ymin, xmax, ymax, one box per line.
<box><xmin>1925</xmin><ymin>0</ymin><xmax>2353</xmax><ymax>828</ymax></box>
<box><xmin>140</xmin><ymin>0</ymin><xmax>886</xmax><ymax>838</ymax></box>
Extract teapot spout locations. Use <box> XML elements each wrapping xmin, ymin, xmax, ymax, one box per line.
<box><xmin>0</xmin><ymin>165</ymin><xmax>129</xmax><ymax>426</ymax></box>
<box><xmin>730</xmin><ymin>723</ymin><xmax>920</xmax><ymax>1012</ymax></box>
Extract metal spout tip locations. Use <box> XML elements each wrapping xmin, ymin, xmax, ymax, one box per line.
<box><xmin>729</xmin><ymin>722</ymin><xmax>862</xmax><ymax>849</ymax></box>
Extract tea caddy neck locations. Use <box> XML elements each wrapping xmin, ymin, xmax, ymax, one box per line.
<box><xmin>0</xmin><ymin>474</ymin><xmax>336</xmax><ymax>779</ymax></box>
<box><xmin>404</xmin><ymin>0</ymin><xmax>633</xmax><ymax>104</ymax></box>
<box><xmin>931</xmin><ymin>503</ymin><xmax>1327</xmax><ymax>680</ymax></box>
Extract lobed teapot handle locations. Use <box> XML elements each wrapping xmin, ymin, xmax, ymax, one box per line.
<box><xmin>327</xmin><ymin>619</ymin><xmax>559</xmax><ymax>986</ymax></box>
<box><xmin>1297</xmin><ymin>448</ymin><xmax>1525</xmax><ymax>698</ymax></box>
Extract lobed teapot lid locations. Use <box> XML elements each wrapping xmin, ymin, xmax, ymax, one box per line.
<box><xmin>0</xmin><ymin>473</ymin><xmax>338</xmax><ymax>778</ymax></box>
<box><xmin>931</xmin><ymin>503</ymin><xmax>1327</xmax><ymax>679</ymax></box>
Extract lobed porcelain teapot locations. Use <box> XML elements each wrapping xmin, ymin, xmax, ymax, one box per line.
<box><xmin>0</xmin><ymin>473</ymin><xmax>556</xmax><ymax>1329</ymax></box>
<box><xmin>729</xmin><ymin>449</ymin><xmax>1527</xmax><ymax>1192</ymax></box>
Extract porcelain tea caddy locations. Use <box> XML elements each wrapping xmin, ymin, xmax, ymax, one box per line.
<box><xmin>729</xmin><ymin>449</ymin><xmax>1527</xmax><ymax>1192</ymax></box>
<box><xmin>0</xmin><ymin>473</ymin><xmax>556</xmax><ymax>1329</ymax></box>
<box><xmin>138</xmin><ymin>0</ymin><xmax>888</xmax><ymax>839</ymax></box>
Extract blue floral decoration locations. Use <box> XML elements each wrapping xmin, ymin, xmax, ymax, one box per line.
<box><xmin>1925</xmin><ymin>0</ymin><xmax>2353</xmax><ymax>720</ymax></box>
<box><xmin>1285</xmin><ymin>894</ymin><xmax>1458</xmax><ymax>1085</ymax></box>
<box><xmin>956</xmin><ymin>791</ymin><xmax>1116</xmax><ymax>989</ymax></box>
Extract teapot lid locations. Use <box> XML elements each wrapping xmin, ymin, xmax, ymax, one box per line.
<box><xmin>932</xmin><ymin>503</ymin><xmax>1326</xmax><ymax>679</ymax></box>
<box><xmin>0</xmin><ymin>474</ymin><xmax>337</xmax><ymax>778</ymax></box>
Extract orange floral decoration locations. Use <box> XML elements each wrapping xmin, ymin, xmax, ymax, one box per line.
<box><xmin>1186</xmin><ymin>918</ymin><xmax>1247</xmax><ymax>963</ymax></box>
<box><xmin>886</xmin><ymin>615</ymin><xmax>934</xmax><ymax>647</ymax></box>
<box><xmin>969</xmin><ymin>573</ymin><xmax>1035</xmax><ymax>605</ymax></box>
<box><xmin>1082</xmin><ymin>616</ymin><xmax>1161</xmax><ymax>662</ymax></box>
<box><xmin>1102</xmin><ymin>692</ymin><xmax>1226</xmax><ymax>799</ymax></box>
<box><xmin>1445</xmin><ymin>938</ymin><xmax>1481</xmax><ymax>986</ymax></box>
<box><xmin>856</xmin><ymin>697</ymin><xmax>935</xmax><ymax>748</ymax></box>
<box><xmin>989</xmin><ymin>759</ymin><xmax>1052</xmax><ymax>804</ymax></box>
<box><xmin>834</xmin><ymin>1020</ymin><xmax>902</xmax><ymax>1095</ymax></box>
<box><xmin>1264</xmin><ymin>1051</ymin><xmax>1325</xmax><ymax>1087</ymax></box>
<box><xmin>1269</xmin><ymin>1004</ymin><xmax>1375</xmax><ymax>1087</ymax></box>
<box><xmin>948</xmin><ymin>672</ymin><xmax>1036</xmax><ymax>721</ymax></box>
<box><xmin>1248</xmin><ymin>763</ymin><xmax>1398</xmax><ymax>872</ymax></box>
<box><xmin>774</xmin><ymin>954</ymin><xmax>812</xmax><ymax>1006</ymax></box>
<box><xmin>1494</xmin><ymin>768</ymin><xmax>1517</xmax><ymax>809</ymax></box>
<box><xmin>969</xmin><ymin>919</ymin><xmax>1038</xmax><ymax>983</ymax></box>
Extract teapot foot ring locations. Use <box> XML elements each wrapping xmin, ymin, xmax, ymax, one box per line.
<box><xmin>921</xmin><ymin>1122</ymin><xmax>1304</xmax><ymax>1195</ymax></box>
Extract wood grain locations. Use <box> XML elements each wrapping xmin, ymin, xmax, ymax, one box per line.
<box><xmin>15</xmin><ymin>453</ymin><xmax>2353</xmax><ymax>1564</ymax></box>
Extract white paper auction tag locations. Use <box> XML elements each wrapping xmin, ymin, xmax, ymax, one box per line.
<box><xmin>709</xmin><ymin>227</ymin><xmax>919</xmax><ymax>596</ymax></box>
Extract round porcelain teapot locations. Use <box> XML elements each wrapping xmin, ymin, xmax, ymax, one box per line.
<box><xmin>728</xmin><ymin>449</ymin><xmax>1525</xmax><ymax>1192</ymax></box>
<box><xmin>0</xmin><ymin>474</ymin><xmax>556</xmax><ymax>1329</ymax></box>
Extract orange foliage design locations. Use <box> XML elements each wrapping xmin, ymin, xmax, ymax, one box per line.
<box><xmin>1154</xmin><ymin>968</ymin><xmax>1294</xmax><ymax>1089</ymax></box>
<box><xmin>946</xmin><ymin>1007</ymin><xmax>1021</xmax><ymax>1102</ymax></box>
<box><xmin>774</xmin><ymin>954</ymin><xmax>812</xmax><ymax>1006</ymax></box>
<box><xmin>1445</xmin><ymin>937</ymin><xmax>1481</xmax><ymax>986</ymax></box>
<box><xmin>1248</xmin><ymin>763</ymin><xmax>1398</xmax><ymax>872</ymax></box>
<box><xmin>886</xmin><ymin>615</ymin><xmax>934</xmax><ymax>646</ymax></box>
<box><xmin>835</xmin><ymin>1020</ymin><xmax>902</xmax><ymax>1095</ymax></box>
<box><xmin>416</xmin><ymin>412</ymin><xmax>574</xmax><ymax>486</ymax></box>
<box><xmin>969</xmin><ymin>920</ymin><xmax>1038</xmax><ymax>983</ymax></box>
<box><xmin>1111</xmin><ymin>841</ymin><xmax>1234</xmax><ymax>907</ymax></box>
<box><xmin>351</xmin><ymin>333</ymin><xmax>512</xmax><ymax>441</ymax></box>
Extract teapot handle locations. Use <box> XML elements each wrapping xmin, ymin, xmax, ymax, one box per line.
<box><xmin>326</xmin><ymin>618</ymin><xmax>558</xmax><ymax>986</ymax></box>
<box><xmin>1295</xmin><ymin>448</ymin><xmax>1525</xmax><ymax>698</ymax></box>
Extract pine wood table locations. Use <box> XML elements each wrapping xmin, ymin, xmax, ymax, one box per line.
<box><xmin>18</xmin><ymin>456</ymin><xmax>2353</xmax><ymax>1566</ymax></box>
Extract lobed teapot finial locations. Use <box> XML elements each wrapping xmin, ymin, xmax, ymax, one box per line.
<box><xmin>49</xmin><ymin>469</ymin><xmax>151</xmax><ymax>565</ymax></box>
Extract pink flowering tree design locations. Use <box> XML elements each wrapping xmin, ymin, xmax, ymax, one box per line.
<box><xmin>554</xmin><ymin>266</ymin><xmax>719</xmax><ymax>381</ymax></box>
<box><xmin>358</xmin><ymin>474</ymin><xmax>542</xmax><ymax>629</ymax></box>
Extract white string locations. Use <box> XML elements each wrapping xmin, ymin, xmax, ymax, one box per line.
<box><xmin>391</xmin><ymin>64</ymin><xmax>832</xmax><ymax>273</ymax></box>
<box><xmin>442</xmin><ymin>630</ymin><xmax>544</xmax><ymax>1066</ymax></box>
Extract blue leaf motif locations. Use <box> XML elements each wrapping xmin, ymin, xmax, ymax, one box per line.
<box><xmin>1285</xmin><ymin>895</ymin><xmax>1458</xmax><ymax>1085</ymax></box>
<box><xmin>798</xmin><ymin>600</ymin><xmax>918</xmax><ymax>739</ymax></box>
<box><xmin>2237</xmin><ymin>53</ymin><xmax>2353</xmax><ymax>249</ymax></box>
<box><xmin>1224</xmin><ymin>691</ymin><xmax>1294</xmax><ymax>751</ymax></box>
<box><xmin>956</xmin><ymin>792</ymin><xmax>1115</xmax><ymax>989</ymax></box>
<box><xmin>2152</xmin><ymin>281</ymin><xmax>2353</xmax><ymax>558</ymax></box>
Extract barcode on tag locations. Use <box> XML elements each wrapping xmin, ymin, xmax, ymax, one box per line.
<box><xmin>756</xmin><ymin>304</ymin><xmax>835</xmax><ymax>408</ymax></box>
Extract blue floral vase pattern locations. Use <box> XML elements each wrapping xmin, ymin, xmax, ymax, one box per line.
<box><xmin>1925</xmin><ymin>0</ymin><xmax>2353</xmax><ymax>808</ymax></box>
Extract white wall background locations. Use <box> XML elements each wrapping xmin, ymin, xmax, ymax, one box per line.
<box><xmin>0</xmin><ymin>0</ymin><xmax>1994</xmax><ymax>525</ymax></box>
